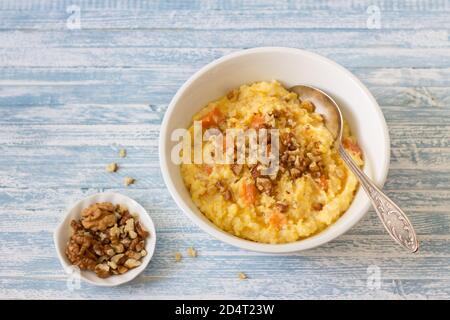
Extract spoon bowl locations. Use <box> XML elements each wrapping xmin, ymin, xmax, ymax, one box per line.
<box><xmin>290</xmin><ymin>85</ymin><xmax>343</xmax><ymax>141</ymax></box>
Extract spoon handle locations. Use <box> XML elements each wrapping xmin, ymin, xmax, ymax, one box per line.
<box><xmin>338</xmin><ymin>144</ymin><xmax>419</xmax><ymax>253</ymax></box>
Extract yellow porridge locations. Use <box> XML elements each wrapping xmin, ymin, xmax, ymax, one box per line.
<box><xmin>180</xmin><ymin>81</ymin><xmax>363</xmax><ymax>244</ymax></box>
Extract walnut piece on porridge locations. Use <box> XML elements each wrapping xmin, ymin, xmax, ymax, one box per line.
<box><xmin>215</xmin><ymin>181</ymin><xmax>233</xmax><ymax>201</ymax></box>
<box><xmin>65</xmin><ymin>202</ymin><xmax>149</xmax><ymax>278</ymax></box>
<box><xmin>312</xmin><ymin>203</ymin><xmax>323</xmax><ymax>211</ymax></box>
<box><xmin>275</xmin><ymin>201</ymin><xmax>289</xmax><ymax>213</ymax></box>
<box><xmin>106</xmin><ymin>162</ymin><xmax>118</xmax><ymax>173</ymax></box>
<box><xmin>226</xmin><ymin>89</ymin><xmax>240</xmax><ymax>102</ymax></box>
<box><xmin>230</xmin><ymin>164</ymin><xmax>243</xmax><ymax>175</ymax></box>
<box><xmin>175</xmin><ymin>252</ymin><xmax>182</xmax><ymax>262</ymax></box>
<box><xmin>255</xmin><ymin>177</ymin><xmax>272</xmax><ymax>195</ymax></box>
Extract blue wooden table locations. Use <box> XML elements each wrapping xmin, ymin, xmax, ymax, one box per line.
<box><xmin>1</xmin><ymin>0</ymin><xmax>449</xmax><ymax>299</ymax></box>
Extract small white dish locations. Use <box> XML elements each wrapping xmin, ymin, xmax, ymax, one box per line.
<box><xmin>54</xmin><ymin>192</ymin><xmax>157</xmax><ymax>286</ymax></box>
<box><xmin>160</xmin><ymin>47</ymin><xmax>390</xmax><ymax>253</ymax></box>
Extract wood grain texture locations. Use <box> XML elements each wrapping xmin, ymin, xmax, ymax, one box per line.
<box><xmin>0</xmin><ymin>0</ymin><xmax>449</xmax><ymax>299</ymax></box>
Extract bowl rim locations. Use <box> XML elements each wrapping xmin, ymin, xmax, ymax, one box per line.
<box><xmin>53</xmin><ymin>192</ymin><xmax>157</xmax><ymax>286</ymax></box>
<box><xmin>159</xmin><ymin>47</ymin><xmax>390</xmax><ymax>253</ymax></box>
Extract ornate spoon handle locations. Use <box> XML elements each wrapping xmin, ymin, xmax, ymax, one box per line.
<box><xmin>338</xmin><ymin>144</ymin><xmax>419</xmax><ymax>253</ymax></box>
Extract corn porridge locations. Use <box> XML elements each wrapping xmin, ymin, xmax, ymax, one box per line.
<box><xmin>180</xmin><ymin>81</ymin><xmax>363</xmax><ymax>244</ymax></box>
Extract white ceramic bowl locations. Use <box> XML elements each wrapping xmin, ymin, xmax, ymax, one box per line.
<box><xmin>160</xmin><ymin>47</ymin><xmax>390</xmax><ymax>253</ymax></box>
<box><xmin>54</xmin><ymin>192</ymin><xmax>157</xmax><ymax>286</ymax></box>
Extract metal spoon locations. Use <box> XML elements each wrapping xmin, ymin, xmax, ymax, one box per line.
<box><xmin>290</xmin><ymin>85</ymin><xmax>419</xmax><ymax>253</ymax></box>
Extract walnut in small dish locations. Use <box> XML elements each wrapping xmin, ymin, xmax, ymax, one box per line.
<box><xmin>65</xmin><ymin>202</ymin><xmax>149</xmax><ymax>278</ymax></box>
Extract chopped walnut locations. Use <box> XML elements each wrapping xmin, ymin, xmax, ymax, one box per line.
<box><xmin>187</xmin><ymin>247</ymin><xmax>197</xmax><ymax>258</ymax></box>
<box><xmin>230</xmin><ymin>164</ymin><xmax>243</xmax><ymax>175</ymax></box>
<box><xmin>111</xmin><ymin>243</ymin><xmax>124</xmax><ymax>254</ymax></box>
<box><xmin>65</xmin><ymin>202</ymin><xmax>149</xmax><ymax>278</ymax></box>
<box><xmin>118</xmin><ymin>265</ymin><xmax>128</xmax><ymax>274</ymax></box>
<box><xmin>312</xmin><ymin>203</ymin><xmax>323</xmax><ymax>211</ymax></box>
<box><xmin>286</xmin><ymin>118</ymin><xmax>296</xmax><ymax>127</ymax></box>
<box><xmin>81</xmin><ymin>202</ymin><xmax>117</xmax><ymax>232</ymax></box>
<box><xmin>109</xmin><ymin>224</ymin><xmax>121</xmax><ymax>240</ymax></box>
<box><xmin>95</xmin><ymin>264</ymin><xmax>110</xmax><ymax>278</ymax></box>
<box><xmin>279</xmin><ymin>129</ymin><xmax>324</xmax><ymax>180</ymax></box>
<box><xmin>250</xmin><ymin>164</ymin><xmax>261</xmax><ymax>178</ymax></box>
<box><xmin>289</xmin><ymin>168</ymin><xmax>302</xmax><ymax>179</ymax></box>
<box><xmin>215</xmin><ymin>181</ymin><xmax>226</xmax><ymax>193</ymax></box>
<box><xmin>65</xmin><ymin>233</ymin><xmax>97</xmax><ymax>271</ymax></box>
<box><xmin>226</xmin><ymin>89</ymin><xmax>240</xmax><ymax>102</ymax></box>
<box><xmin>70</xmin><ymin>219</ymin><xmax>83</xmax><ymax>232</ymax></box>
<box><xmin>238</xmin><ymin>272</ymin><xmax>247</xmax><ymax>280</ymax></box>
<box><xmin>124</xmin><ymin>177</ymin><xmax>135</xmax><ymax>186</ymax></box>
<box><xmin>215</xmin><ymin>181</ymin><xmax>233</xmax><ymax>201</ymax></box>
<box><xmin>223</xmin><ymin>190</ymin><xmax>232</xmax><ymax>201</ymax></box>
<box><xmin>124</xmin><ymin>218</ymin><xmax>135</xmax><ymax>235</ymax></box>
<box><xmin>108</xmin><ymin>261</ymin><xmax>118</xmax><ymax>270</ymax></box>
<box><xmin>175</xmin><ymin>252</ymin><xmax>182</xmax><ymax>262</ymax></box>
<box><xmin>134</xmin><ymin>240</ymin><xmax>145</xmax><ymax>252</ymax></box>
<box><xmin>135</xmin><ymin>221</ymin><xmax>149</xmax><ymax>238</ymax></box>
<box><xmin>106</xmin><ymin>163</ymin><xmax>118</xmax><ymax>173</ymax></box>
<box><xmin>119</xmin><ymin>148</ymin><xmax>127</xmax><ymax>158</ymax></box>
<box><xmin>125</xmin><ymin>250</ymin><xmax>142</xmax><ymax>260</ymax></box>
<box><xmin>275</xmin><ymin>202</ymin><xmax>288</xmax><ymax>213</ymax></box>
<box><xmin>124</xmin><ymin>258</ymin><xmax>141</xmax><ymax>269</ymax></box>
<box><xmin>255</xmin><ymin>177</ymin><xmax>272</xmax><ymax>194</ymax></box>
<box><xmin>111</xmin><ymin>253</ymin><xmax>124</xmax><ymax>265</ymax></box>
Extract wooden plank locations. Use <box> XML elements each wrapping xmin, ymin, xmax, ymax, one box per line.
<box><xmin>0</xmin><ymin>8</ymin><xmax>449</xmax><ymax>30</ymax></box>
<box><xmin>3</xmin><ymin>276</ymin><xmax>450</xmax><ymax>299</ymax></box>
<box><xmin>0</xmin><ymin>47</ymin><xmax>449</xmax><ymax>68</ymax></box>
<box><xmin>1</xmin><ymin>67</ymin><xmax>450</xmax><ymax>87</ymax></box>
<box><xmin>1</xmin><ymin>0</ymin><xmax>449</xmax><ymax>12</ymax></box>
<box><xmin>1</xmin><ymin>29</ymin><xmax>449</xmax><ymax>49</ymax></box>
<box><xmin>0</xmin><ymin>0</ymin><xmax>450</xmax><ymax>13</ymax></box>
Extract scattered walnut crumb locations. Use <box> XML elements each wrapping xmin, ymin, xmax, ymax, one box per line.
<box><xmin>238</xmin><ymin>272</ymin><xmax>247</xmax><ymax>280</ymax></box>
<box><xmin>106</xmin><ymin>163</ymin><xmax>118</xmax><ymax>173</ymax></box>
<box><xmin>175</xmin><ymin>252</ymin><xmax>182</xmax><ymax>262</ymax></box>
<box><xmin>124</xmin><ymin>177</ymin><xmax>135</xmax><ymax>186</ymax></box>
<box><xmin>187</xmin><ymin>247</ymin><xmax>197</xmax><ymax>258</ymax></box>
<box><xmin>119</xmin><ymin>148</ymin><xmax>127</xmax><ymax>158</ymax></box>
